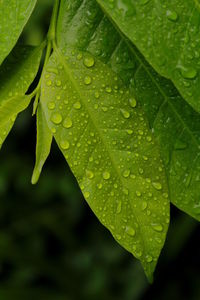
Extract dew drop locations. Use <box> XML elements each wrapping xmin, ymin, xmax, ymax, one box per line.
<box><xmin>84</xmin><ymin>76</ymin><xmax>92</xmax><ymax>85</ymax></box>
<box><xmin>123</xmin><ymin>188</ymin><xmax>129</xmax><ymax>195</ymax></box>
<box><xmin>51</xmin><ymin>113</ymin><xmax>62</xmax><ymax>124</ymax></box>
<box><xmin>56</xmin><ymin>80</ymin><xmax>62</xmax><ymax>87</ymax></box>
<box><xmin>180</xmin><ymin>67</ymin><xmax>197</xmax><ymax>79</ymax></box>
<box><xmin>136</xmin><ymin>191</ymin><xmax>142</xmax><ymax>197</ymax></box>
<box><xmin>166</xmin><ymin>10</ymin><xmax>178</xmax><ymax>21</ymax></box>
<box><xmin>120</xmin><ymin>109</ymin><xmax>130</xmax><ymax>119</ymax></box>
<box><xmin>116</xmin><ymin>201</ymin><xmax>122</xmax><ymax>214</ymax></box>
<box><xmin>97</xmin><ymin>183</ymin><xmax>102</xmax><ymax>189</ymax></box>
<box><xmin>152</xmin><ymin>182</ymin><xmax>162</xmax><ymax>190</ymax></box>
<box><xmin>126</xmin><ymin>129</ymin><xmax>133</xmax><ymax>135</ymax></box>
<box><xmin>86</xmin><ymin>170</ymin><xmax>94</xmax><ymax>179</ymax></box>
<box><xmin>116</xmin><ymin>234</ymin><xmax>122</xmax><ymax>240</ymax></box>
<box><xmin>141</xmin><ymin>201</ymin><xmax>148</xmax><ymax>211</ymax></box>
<box><xmin>125</xmin><ymin>226</ymin><xmax>136</xmax><ymax>237</ymax></box>
<box><xmin>103</xmin><ymin>171</ymin><xmax>110</xmax><ymax>180</ymax></box>
<box><xmin>105</xmin><ymin>86</ymin><xmax>112</xmax><ymax>93</ymax></box>
<box><xmin>123</xmin><ymin>169</ymin><xmax>130</xmax><ymax>178</ymax></box>
<box><xmin>146</xmin><ymin>136</ymin><xmax>152</xmax><ymax>142</ymax></box>
<box><xmin>84</xmin><ymin>56</ymin><xmax>95</xmax><ymax>68</ymax></box>
<box><xmin>48</xmin><ymin>102</ymin><xmax>55</xmax><ymax>110</ymax></box>
<box><xmin>60</xmin><ymin>140</ymin><xmax>70</xmax><ymax>150</ymax></box>
<box><xmin>146</xmin><ymin>255</ymin><xmax>153</xmax><ymax>263</ymax></box>
<box><xmin>129</xmin><ymin>97</ymin><xmax>137</xmax><ymax>108</ymax></box>
<box><xmin>46</xmin><ymin>80</ymin><xmax>52</xmax><ymax>86</ymax></box>
<box><xmin>152</xmin><ymin>223</ymin><xmax>163</xmax><ymax>232</ymax></box>
<box><xmin>85</xmin><ymin>191</ymin><xmax>90</xmax><ymax>198</ymax></box>
<box><xmin>63</xmin><ymin>117</ymin><xmax>73</xmax><ymax>128</ymax></box>
<box><xmin>73</xmin><ymin>101</ymin><xmax>81</xmax><ymax>109</ymax></box>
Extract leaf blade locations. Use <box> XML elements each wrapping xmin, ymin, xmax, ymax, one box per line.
<box><xmin>0</xmin><ymin>0</ymin><xmax>37</xmax><ymax>65</ymax></box>
<box><xmin>97</xmin><ymin>0</ymin><xmax>200</xmax><ymax>113</ymax></box>
<box><xmin>56</xmin><ymin>0</ymin><xmax>200</xmax><ymax>220</ymax></box>
<box><xmin>0</xmin><ymin>45</ymin><xmax>43</xmax><ymax>149</ymax></box>
<box><xmin>41</xmin><ymin>46</ymin><xmax>170</xmax><ymax>280</ymax></box>
<box><xmin>32</xmin><ymin>102</ymin><xmax>53</xmax><ymax>184</ymax></box>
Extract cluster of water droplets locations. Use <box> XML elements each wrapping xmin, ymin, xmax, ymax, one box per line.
<box><xmin>42</xmin><ymin>47</ymin><xmax>170</xmax><ymax>266</ymax></box>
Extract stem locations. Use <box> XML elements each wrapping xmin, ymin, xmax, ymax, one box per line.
<box><xmin>30</xmin><ymin>0</ymin><xmax>60</xmax><ymax>114</ymax></box>
<box><xmin>47</xmin><ymin>0</ymin><xmax>60</xmax><ymax>43</ymax></box>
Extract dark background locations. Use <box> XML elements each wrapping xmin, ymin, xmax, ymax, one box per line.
<box><xmin>0</xmin><ymin>1</ymin><xmax>200</xmax><ymax>299</ymax></box>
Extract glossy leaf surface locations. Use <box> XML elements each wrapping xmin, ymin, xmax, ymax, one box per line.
<box><xmin>32</xmin><ymin>102</ymin><xmax>53</xmax><ymax>184</ymax></box>
<box><xmin>40</xmin><ymin>42</ymin><xmax>170</xmax><ymax>280</ymax></box>
<box><xmin>0</xmin><ymin>45</ymin><xmax>43</xmax><ymax>149</ymax></box>
<box><xmin>56</xmin><ymin>0</ymin><xmax>200</xmax><ymax>221</ymax></box>
<box><xmin>0</xmin><ymin>0</ymin><xmax>37</xmax><ymax>65</ymax></box>
<box><xmin>97</xmin><ymin>0</ymin><xmax>200</xmax><ymax>113</ymax></box>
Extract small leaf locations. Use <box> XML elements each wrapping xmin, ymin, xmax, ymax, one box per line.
<box><xmin>40</xmin><ymin>46</ymin><xmax>170</xmax><ymax>280</ymax></box>
<box><xmin>0</xmin><ymin>0</ymin><xmax>37</xmax><ymax>65</ymax></box>
<box><xmin>0</xmin><ymin>45</ymin><xmax>43</xmax><ymax>149</ymax></box>
<box><xmin>32</xmin><ymin>102</ymin><xmax>53</xmax><ymax>184</ymax></box>
<box><xmin>97</xmin><ymin>0</ymin><xmax>200</xmax><ymax>113</ymax></box>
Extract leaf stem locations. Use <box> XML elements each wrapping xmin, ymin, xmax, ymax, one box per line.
<box><xmin>30</xmin><ymin>0</ymin><xmax>60</xmax><ymax>114</ymax></box>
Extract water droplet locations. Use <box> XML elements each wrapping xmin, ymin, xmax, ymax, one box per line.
<box><xmin>56</xmin><ymin>80</ymin><xmax>62</xmax><ymax>87</ymax></box>
<box><xmin>166</xmin><ymin>10</ymin><xmax>178</xmax><ymax>21</ymax></box>
<box><xmin>84</xmin><ymin>76</ymin><xmax>92</xmax><ymax>85</ymax></box>
<box><xmin>146</xmin><ymin>255</ymin><xmax>153</xmax><ymax>263</ymax></box>
<box><xmin>105</xmin><ymin>86</ymin><xmax>112</xmax><ymax>93</ymax></box>
<box><xmin>73</xmin><ymin>101</ymin><xmax>81</xmax><ymax>109</ymax></box>
<box><xmin>152</xmin><ymin>224</ymin><xmax>163</xmax><ymax>232</ymax></box>
<box><xmin>123</xmin><ymin>169</ymin><xmax>130</xmax><ymax>178</ymax></box>
<box><xmin>123</xmin><ymin>188</ymin><xmax>129</xmax><ymax>195</ymax></box>
<box><xmin>85</xmin><ymin>191</ymin><xmax>90</xmax><ymax>198</ymax></box>
<box><xmin>129</xmin><ymin>97</ymin><xmax>137</xmax><ymax>108</ymax></box>
<box><xmin>126</xmin><ymin>129</ymin><xmax>133</xmax><ymax>135</ymax></box>
<box><xmin>125</xmin><ymin>226</ymin><xmax>136</xmax><ymax>237</ymax></box>
<box><xmin>116</xmin><ymin>234</ymin><xmax>122</xmax><ymax>240</ymax></box>
<box><xmin>152</xmin><ymin>182</ymin><xmax>162</xmax><ymax>190</ymax></box>
<box><xmin>103</xmin><ymin>171</ymin><xmax>110</xmax><ymax>180</ymax></box>
<box><xmin>46</xmin><ymin>80</ymin><xmax>52</xmax><ymax>86</ymax></box>
<box><xmin>60</xmin><ymin>140</ymin><xmax>70</xmax><ymax>150</ymax></box>
<box><xmin>86</xmin><ymin>170</ymin><xmax>94</xmax><ymax>179</ymax></box>
<box><xmin>120</xmin><ymin>109</ymin><xmax>130</xmax><ymax>119</ymax></box>
<box><xmin>63</xmin><ymin>117</ymin><xmax>73</xmax><ymax>128</ymax></box>
<box><xmin>48</xmin><ymin>102</ymin><xmax>55</xmax><ymax>110</ymax></box>
<box><xmin>141</xmin><ymin>201</ymin><xmax>148</xmax><ymax>211</ymax></box>
<box><xmin>180</xmin><ymin>67</ymin><xmax>197</xmax><ymax>79</ymax></box>
<box><xmin>97</xmin><ymin>183</ymin><xmax>102</xmax><ymax>189</ymax></box>
<box><xmin>95</xmin><ymin>91</ymin><xmax>100</xmax><ymax>98</ymax></box>
<box><xmin>146</xmin><ymin>136</ymin><xmax>152</xmax><ymax>142</ymax></box>
<box><xmin>51</xmin><ymin>113</ymin><xmax>62</xmax><ymax>124</ymax></box>
<box><xmin>84</xmin><ymin>56</ymin><xmax>95</xmax><ymax>68</ymax></box>
<box><xmin>116</xmin><ymin>201</ymin><xmax>122</xmax><ymax>214</ymax></box>
<box><xmin>136</xmin><ymin>191</ymin><xmax>142</xmax><ymax>197</ymax></box>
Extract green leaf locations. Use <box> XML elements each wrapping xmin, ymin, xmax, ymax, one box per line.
<box><xmin>32</xmin><ymin>102</ymin><xmax>53</xmax><ymax>184</ymax></box>
<box><xmin>56</xmin><ymin>0</ymin><xmax>200</xmax><ymax>220</ymax></box>
<box><xmin>0</xmin><ymin>0</ymin><xmax>37</xmax><ymax>65</ymax></box>
<box><xmin>0</xmin><ymin>45</ymin><xmax>43</xmax><ymax>149</ymax></box>
<box><xmin>97</xmin><ymin>0</ymin><xmax>200</xmax><ymax>113</ymax></box>
<box><xmin>40</xmin><ymin>45</ymin><xmax>170</xmax><ymax>280</ymax></box>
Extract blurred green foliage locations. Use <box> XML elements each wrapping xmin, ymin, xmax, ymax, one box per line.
<box><xmin>0</xmin><ymin>1</ymin><xmax>200</xmax><ymax>299</ymax></box>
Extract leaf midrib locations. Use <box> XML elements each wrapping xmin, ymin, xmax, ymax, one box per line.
<box><xmin>53</xmin><ymin>44</ymin><xmax>148</xmax><ymax>258</ymax></box>
<box><xmin>126</xmin><ymin>43</ymin><xmax>200</xmax><ymax>150</ymax></box>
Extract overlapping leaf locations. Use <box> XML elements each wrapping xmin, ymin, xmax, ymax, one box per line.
<box><xmin>32</xmin><ymin>102</ymin><xmax>53</xmax><ymax>184</ymax></box>
<box><xmin>97</xmin><ymin>0</ymin><xmax>200</xmax><ymax>113</ymax></box>
<box><xmin>0</xmin><ymin>0</ymin><xmax>37</xmax><ymax>65</ymax></box>
<box><xmin>0</xmin><ymin>45</ymin><xmax>43</xmax><ymax>149</ymax></box>
<box><xmin>39</xmin><ymin>0</ymin><xmax>170</xmax><ymax>280</ymax></box>
<box><xmin>56</xmin><ymin>0</ymin><xmax>200</xmax><ymax>221</ymax></box>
